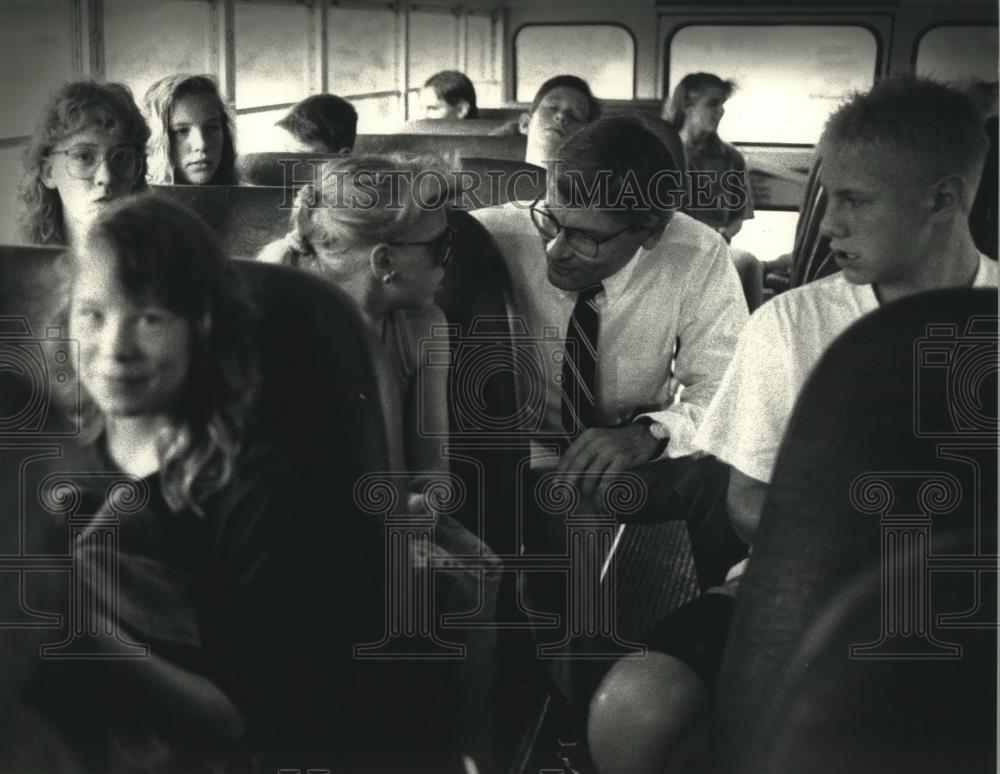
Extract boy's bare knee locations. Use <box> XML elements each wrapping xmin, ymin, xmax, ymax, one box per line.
<box><xmin>588</xmin><ymin>653</ymin><xmax>711</xmax><ymax>774</ymax></box>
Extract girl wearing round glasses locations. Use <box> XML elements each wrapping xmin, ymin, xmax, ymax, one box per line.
<box><xmin>143</xmin><ymin>74</ymin><xmax>238</xmax><ymax>185</ymax></box>
<box><xmin>20</xmin><ymin>81</ymin><xmax>149</xmax><ymax>247</ymax></box>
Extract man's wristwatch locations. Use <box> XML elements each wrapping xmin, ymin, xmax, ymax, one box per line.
<box><xmin>634</xmin><ymin>416</ymin><xmax>669</xmax><ymax>459</ymax></box>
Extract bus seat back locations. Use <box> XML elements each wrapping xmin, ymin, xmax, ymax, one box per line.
<box><xmin>239</xmin><ymin>152</ymin><xmax>341</xmax><ymax>187</ymax></box>
<box><xmin>434</xmin><ymin>209</ymin><xmax>524</xmax><ymax>553</ymax></box>
<box><xmin>477</xmin><ymin>99</ymin><xmax>664</xmax><ymax>123</ymax></box>
<box><xmin>0</xmin><ymin>244</ymin><xmax>66</xmax><ymax>336</ymax></box>
<box><xmin>151</xmin><ymin>184</ymin><xmax>290</xmax><ymax>260</ymax></box>
<box><xmin>399</xmin><ymin>118</ymin><xmax>517</xmax><ymax>135</ymax></box>
<box><xmin>716</xmin><ymin>287</ymin><xmax>998</xmax><ymax>774</ymax></box>
<box><xmin>238</xmin><ymin>153</ymin><xmax>545</xmax><ymax>210</ymax></box>
<box><xmin>233</xmin><ymin>259</ymin><xmax>388</xmax><ymax>492</ymax></box>
<box><xmin>455</xmin><ymin>157</ymin><xmax>545</xmax><ymax>209</ymax></box>
<box><xmin>354</xmin><ymin>133</ymin><xmax>527</xmax><ymax>162</ymax></box>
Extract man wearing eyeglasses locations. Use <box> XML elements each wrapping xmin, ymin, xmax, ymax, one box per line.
<box><xmin>472</xmin><ymin>115</ymin><xmax>749</xmax><ymax>590</ymax></box>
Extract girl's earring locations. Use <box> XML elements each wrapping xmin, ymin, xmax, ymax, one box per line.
<box><xmin>383</xmin><ymin>270</ymin><xmax>397</xmax><ymax>284</ymax></box>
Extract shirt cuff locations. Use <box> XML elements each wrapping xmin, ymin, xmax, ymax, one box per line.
<box><xmin>635</xmin><ymin>410</ymin><xmax>699</xmax><ymax>459</ymax></box>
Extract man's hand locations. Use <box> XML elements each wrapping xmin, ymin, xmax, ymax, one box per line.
<box><xmin>558</xmin><ymin>424</ymin><xmax>664</xmax><ymax>498</ymax></box>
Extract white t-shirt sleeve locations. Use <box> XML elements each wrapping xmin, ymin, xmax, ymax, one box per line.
<box><xmin>694</xmin><ymin>301</ymin><xmax>795</xmax><ymax>483</ymax></box>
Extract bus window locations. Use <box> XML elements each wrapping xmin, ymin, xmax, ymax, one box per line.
<box><xmin>466</xmin><ymin>13</ymin><xmax>502</xmax><ymax>106</ymax></box>
<box><xmin>0</xmin><ymin>0</ymin><xmax>74</xmax><ymax>139</ymax></box>
<box><xmin>352</xmin><ymin>94</ymin><xmax>404</xmax><ymax>135</ymax></box>
<box><xmin>410</xmin><ymin>9</ymin><xmax>461</xmax><ymax>92</ymax></box>
<box><xmin>104</xmin><ymin>0</ymin><xmax>214</xmax><ymax>103</ymax></box>
<box><xmin>232</xmin><ymin>1</ymin><xmax>312</xmax><ymax>151</ymax></box>
<box><xmin>732</xmin><ymin>211</ymin><xmax>799</xmax><ymax>265</ymax></box>
<box><xmin>0</xmin><ymin>0</ymin><xmax>75</xmax><ymax>243</ymax></box>
<box><xmin>668</xmin><ymin>25</ymin><xmax>878</xmax><ymax>145</ymax></box>
<box><xmin>515</xmin><ymin>24</ymin><xmax>636</xmax><ymax>101</ymax></box>
<box><xmin>237</xmin><ymin>109</ymin><xmax>295</xmax><ymax>153</ymax></box>
<box><xmin>328</xmin><ymin>5</ymin><xmax>401</xmax><ymax>132</ymax></box>
<box><xmin>235</xmin><ymin>2</ymin><xmax>311</xmax><ymax>109</ymax></box>
<box><xmin>329</xmin><ymin>6</ymin><xmax>399</xmax><ymax>96</ymax></box>
<box><xmin>916</xmin><ymin>25</ymin><xmax>999</xmax><ymax>85</ymax></box>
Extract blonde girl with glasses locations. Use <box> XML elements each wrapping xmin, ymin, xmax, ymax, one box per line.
<box><xmin>260</xmin><ymin>154</ymin><xmax>457</xmax><ymax>505</ymax></box>
<box><xmin>260</xmin><ymin>155</ymin><xmax>502</xmax><ymax>764</ymax></box>
<box><xmin>20</xmin><ymin>80</ymin><xmax>149</xmax><ymax>247</ymax></box>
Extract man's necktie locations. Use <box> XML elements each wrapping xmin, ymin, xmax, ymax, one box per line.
<box><xmin>561</xmin><ymin>283</ymin><xmax>603</xmax><ymax>437</ymax></box>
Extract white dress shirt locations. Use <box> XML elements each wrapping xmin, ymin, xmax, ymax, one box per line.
<box><xmin>471</xmin><ymin>202</ymin><xmax>749</xmax><ymax>458</ymax></box>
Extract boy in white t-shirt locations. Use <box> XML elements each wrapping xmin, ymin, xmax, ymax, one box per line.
<box><xmin>587</xmin><ymin>76</ymin><xmax>998</xmax><ymax>774</ymax></box>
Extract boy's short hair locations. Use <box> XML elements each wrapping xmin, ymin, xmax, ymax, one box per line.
<box><xmin>530</xmin><ymin>75</ymin><xmax>602</xmax><ymax>122</ymax></box>
<box><xmin>424</xmin><ymin>71</ymin><xmax>478</xmax><ymax>119</ymax></box>
<box><xmin>820</xmin><ymin>76</ymin><xmax>989</xmax><ymax>210</ymax></box>
<box><xmin>552</xmin><ymin>115</ymin><xmax>681</xmax><ymax>227</ymax></box>
<box><xmin>276</xmin><ymin>94</ymin><xmax>358</xmax><ymax>152</ymax></box>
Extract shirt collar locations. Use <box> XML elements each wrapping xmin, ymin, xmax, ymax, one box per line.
<box><xmin>552</xmin><ymin>244</ymin><xmax>644</xmax><ymax>305</ymax></box>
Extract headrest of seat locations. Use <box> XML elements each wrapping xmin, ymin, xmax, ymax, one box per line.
<box><xmin>234</xmin><ymin>154</ymin><xmax>545</xmax><ymax>210</ymax></box>
<box><xmin>0</xmin><ymin>244</ymin><xmax>65</xmax><ymax>336</ymax></box>
<box><xmin>476</xmin><ymin>100</ymin><xmax>665</xmax><ymax>121</ymax></box>
<box><xmin>437</xmin><ymin>209</ymin><xmax>512</xmax><ymax>328</ymax></box>
<box><xmin>475</xmin><ymin>107</ymin><xmax>521</xmax><ymax>121</ymax></box>
<box><xmin>239</xmin><ymin>152</ymin><xmax>341</xmax><ymax>187</ymax></box>
<box><xmin>716</xmin><ymin>287</ymin><xmax>999</xmax><ymax>773</ymax></box>
<box><xmin>739</xmin><ymin>533</ymin><xmax>996</xmax><ymax>774</ymax></box>
<box><xmin>455</xmin><ymin>158</ymin><xmax>545</xmax><ymax>209</ymax></box>
<box><xmin>151</xmin><ymin>185</ymin><xmax>291</xmax><ymax>260</ymax></box>
<box><xmin>353</xmin><ymin>134</ymin><xmax>527</xmax><ymax>163</ymax></box>
<box><xmin>232</xmin><ymin>260</ymin><xmax>388</xmax><ymax>491</ymax></box>
<box><xmin>398</xmin><ymin>118</ymin><xmax>517</xmax><ymax>136</ymax></box>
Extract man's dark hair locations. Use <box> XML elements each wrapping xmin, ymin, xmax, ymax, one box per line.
<box><xmin>276</xmin><ymin>94</ymin><xmax>358</xmax><ymax>152</ymax></box>
<box><xmin>530</xmin><ymin>75</ymin><xmax>602</xmax><ymax>122</ymax></box>
<box><xmin>424</xmin><ymin>70</ymin><xmax>478</xmax><ymax>119</ymax></box>
<box><xmin>820</xmin><ymin>75</ymin><xmax>989</xmax><ymax>210</ymax></box>
<box><xmin>552</xmin><ymin>116</ymin><xmax>681</xmax><ymax>227</ymax></box>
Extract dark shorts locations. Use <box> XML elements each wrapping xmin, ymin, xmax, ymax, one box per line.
<box><xmin>643</xmin><ymin>592</ymin><xmax>736</xmax><ymax>692</ymax></box>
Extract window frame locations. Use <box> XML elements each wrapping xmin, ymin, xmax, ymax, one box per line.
<box><xmin>911</xmin><ymin>21</ymin><xmax>999</xmax><ymax>81</ymax></box>
<box><xmin>326</xmin><ymin>2</ymin><xmax>402</xmax><ymax>110</ymax></box>
<box><xmin>231</xmin><ymin>0</ymin><xmax>314</xmax><ymax>110</ymax></box>
<box><xmin>659</xmin><ymin>14</ymin><xmax>888</xmax><ymax>149</ymax></box>
<box><xmin>512</xmin><ymin>21</ymin><xmax>638</xmax><ymax>102</ymax></box>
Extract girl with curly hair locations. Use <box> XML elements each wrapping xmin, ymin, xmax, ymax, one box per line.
<box><xmin>20</xmin><ymin>80</ymin><xmax>148</xmax><ymax>246</ymax></box>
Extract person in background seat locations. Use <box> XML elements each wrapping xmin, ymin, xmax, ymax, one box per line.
<box><xmin>275</xmin><ymin>93</ymin><xmax>357</xmax><ymax>154</ymax></box>
<box><xmin>588</xmin><ymin>75</ymin><xmax>998</xmax><ymax>774</ymax></box>
<box><xmin>517</xmin><ymin>75</ymin><xmax>602</xmax><ymax>168</ymax></box>
<box><xmin>420</xmin><ymin>70</ymin><xmax>479</xmax><ymax>120</ymax></box>
<box><xmin>664</xmin><ymin>72</ymin><xmax>754</xmax><ymax>243</ymax></box>
<box><xmin>143</xmin><ymin>74</ymin><xmax>238</xmax><ymax>185</ymax></box>
<box><xmin>19</xmin><ymin>81</ymin><xmax>148</xmax><ymax>247</ymax></box>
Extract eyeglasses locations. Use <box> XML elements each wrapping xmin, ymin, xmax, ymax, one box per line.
<box><xmin>529</xmin><ymin>198</ymin><xmax>636</xmax><ymax>259</ymax></box>
<box><xmin>388</xmin><ymin>224</ymin><xmax>456</xmax><ymax>268</ymax></box>
<box><xmin>48</xmin><ymin>145</ymin><xmax>143</xmax><ymax>182</ymax></box>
